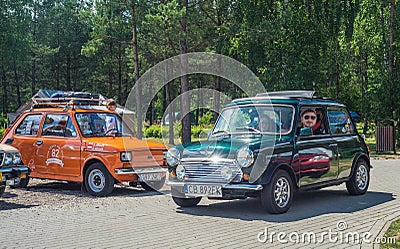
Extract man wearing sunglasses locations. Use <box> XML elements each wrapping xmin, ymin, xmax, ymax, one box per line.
<box><xmin>301</xmin><ymin>109</ymin><xmax>324</xmax><ymax>135</ymax></box>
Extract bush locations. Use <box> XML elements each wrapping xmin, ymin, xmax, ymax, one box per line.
<box><xmin>0</xmin><ymin>113</ymin><xmax>7</xmax><ymax>139</ymax></box>
<box><xmin>0</xmin><ymin>127</ymin><xmax>5</xmax><ymax>138</ymax></box>
<box><xmin>198</xmin><ymin>111</ymin><xmax>214</xmax><ymax>126</ymax></box>
<box><xmin>144</xmin><ymin>125</ymin><xmax>162</xmax><ymax>138</ymax></box>
<box><xmin>145</xmin><ymin>123</ymin><xmax>213</xmax><ymax>140</ymax></box>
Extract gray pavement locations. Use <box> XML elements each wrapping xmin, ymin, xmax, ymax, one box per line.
<box><xmin>0</xmin><ymin>159</ymin><xmax>399</xmax><ymax>248</ymax></box>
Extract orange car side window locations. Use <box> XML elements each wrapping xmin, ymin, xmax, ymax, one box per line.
<box><xmin>15</xmin><ymin>114</ymin><xmax>42</xmax><ymax>136</ymax></box>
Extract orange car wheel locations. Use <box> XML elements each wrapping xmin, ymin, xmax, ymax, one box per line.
<box><xmin>84</xmin><ymin>163</ymin><xmax>115</xmax><ymax>196</ymax></box>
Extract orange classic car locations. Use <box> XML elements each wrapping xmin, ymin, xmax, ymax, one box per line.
<box><xmin>1</xmin><ymin>97</ymin><xmax>167</xmax><ymax>196</ymax></box>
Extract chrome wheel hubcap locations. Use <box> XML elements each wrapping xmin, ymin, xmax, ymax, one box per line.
<box><xmin>356</xmin><ymin>164</ymin><xmax>368</xmax><ymax>190</ymax></box>
<box><xmin>88</xmin><ymin>169</ymin><xmax>105</xmax><ymax>192</ymax></box>
<box><xmin>274</xmin><ymin>177</ymin><xmax>290</xmax><ymax>208</ymax></box>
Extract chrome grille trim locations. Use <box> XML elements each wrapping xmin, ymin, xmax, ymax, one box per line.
<box><xmin>180</xmin><ymin>159</ymin><xmax>243</xmax><ymax>183</ymax></box>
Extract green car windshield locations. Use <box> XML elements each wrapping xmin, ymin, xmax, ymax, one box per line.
<box><xmin>212</xmin><ymin>105</ymin><xmax>295</xmax><ymax>135</ymax></box>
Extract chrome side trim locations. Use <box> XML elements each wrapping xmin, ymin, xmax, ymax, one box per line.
<box><xmin>223</xmin><ymin>184</ymin><xmax>263</xmax><ymax>191</ymax></box>
<box><xmin>167</xmin><ymin>181</ymin><xmax>263</xmax><ymax>191</ymax></box>
<box><xmin>114</xmin><ymin>167</ymin><xmax>167</xmax><ymax>175</ymax></box>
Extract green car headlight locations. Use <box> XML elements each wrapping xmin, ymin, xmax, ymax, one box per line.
<box><xmin>166</xmin><ymin>147</ymin><xmax>181</xmax><ymax>167</ymax></box>
<box><xmin>236</xmin><ymin>146</ymin><xmax>254</xmax><ymax>168</ymax></box>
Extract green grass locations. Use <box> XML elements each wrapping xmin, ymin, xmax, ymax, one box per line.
<box><xmin>381</xmin><ymin>219</ymin><xmax>400</xmax><ymax>249</ymax></box>
<box><xmin>144</xmin><ymin>137</ymin><xmax>207</xmax><ymax>147</ymax></box>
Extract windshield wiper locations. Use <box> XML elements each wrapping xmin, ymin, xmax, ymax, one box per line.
<box><xmin>236</xmin><ymin>126</ymin><xmax>261</xmax><ymax>134</ymax></box>
<box><xmin>211</xmin><ymin>130</ymin><xmax>230</xmax><ymax>136</ymax></box>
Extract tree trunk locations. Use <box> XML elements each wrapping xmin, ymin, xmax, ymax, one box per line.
<box><xmin>164</xmin><ymin>35</ymin><xmax>174</xmax><ymax>145</ymax></box>
<box><xmin>31</xmin><ymin>1</ymin><xmax>37</xmax><ymax>96</ymax></box>
<box><xmin>388</xmin><ymin>0</ymin><xmax>395</xmax><ymax>118</ymax></box>
<box><xmin>388</xmin><ymin>0</ymin><xmax>394</xmax><ymax>76</ymax></box>
<box><xmin>124</xmin><ymin>71</ymin><xmax>129</xmax><ymax>105</ymax></box>
<box><xmin>132</xmin><ymin>4</ymin><xmax>142</xmax><ymax>139</ymax></box>
<box><xmin>362</xmin><ymin>52</ymin><xmax>368</xmax><ymax>135</ymax></box>
<box><xmin>31</xmin><ymin>54</ymin><xmax>36</xmax><ymax>96</ymax></box>
<box><xmin>13</xmin><ymin>59</ymin><xmax>21</xmax><ymax>107</ymax></box>
<box><xmin>180</xmin><ymin>0</ymin><xmax>191</xmax><ymax>144</ymax></box>
<box><xmin>195</xmin><ymin>79</ymin><xmax>201</xmax><ymax>125</ymax></box>
<box><xmin>165</xmin><ymin>57</ymin><xmax>174</xmax><ymax>144</ymax></box>
<box><xmin>213</xmin><ymin>10</ymin><xmax>222</xmax><ymax>123</ymax></box>
<box><xmin>56</xmin><ymin>61</ymin><xmax>60</xmax><ymax>90</ymax></box>
<box><xmin>66</xmin><ymin>53</ymin><xmax>71</xmax><ymax>91</ymax></box>
<box><xmin>2</xmin><ymin>66</ymin><xmax>8</xmax><ymax>113</ymax></box>
<box><xmin>72</xmin><ymin>56</ymin><xmax>77</xmax><ymax>91</ymax></box>
<box><xmin>108</xmin><ymin>42</ymin><xmax>114</xmax><ymax>97</ymax></box>
<box><xmin>118</xmin><ymin>43</ymin><xmax>122</xmax><ymax>103</ymax></box>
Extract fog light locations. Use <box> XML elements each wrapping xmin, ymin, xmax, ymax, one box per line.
<box><xmin>176</xmin><ymin>165</ymin><xmax>185</xmax><ymax>180</ymax></box>
<box><xmin>221</xmin><ymin>166</ymin><xmax>233</xmax><ymax>181</ymax></box>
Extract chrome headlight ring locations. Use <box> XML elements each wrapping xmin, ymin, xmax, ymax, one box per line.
<box><xmin>236</xmin><ymin>146</ymin><xmax>254</xmax><ymax>168</ymax></box>
<box><xmin>166</xmin><ymin>147</ymin><xmax>181</xmax><ymax>167</ymax></box>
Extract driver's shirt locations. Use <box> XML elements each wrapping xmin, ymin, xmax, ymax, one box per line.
<box><xmin>105</xmin><ymin>116</ymin><xmax>116</xmax><ymax>132</ymax></box>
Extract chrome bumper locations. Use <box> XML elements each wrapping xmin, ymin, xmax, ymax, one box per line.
<box><xmin>167</xmin><ymin>181</ymin><xmax>263</xmax><ymax>191</ymax></box>
<box><xmin>114</xmin><ymin>167</ymin><xmax>167</xmax><ymax>175</ymax></box>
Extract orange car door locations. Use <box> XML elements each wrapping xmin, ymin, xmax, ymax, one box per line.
<box><xmin>11</xmin><ymin>113</ymin><xmax>44</xmax><ymax>174</ymax></box>
<box><xmin>36</xmin><ymin>113</ymin><xmax>82</xmax><ymax>177</ymax></box>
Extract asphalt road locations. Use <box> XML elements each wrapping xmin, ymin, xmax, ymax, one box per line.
<box><xmin>0</xmin><ymin>159</ymin><xmax>399</xmax><ymax>248</ymax></box>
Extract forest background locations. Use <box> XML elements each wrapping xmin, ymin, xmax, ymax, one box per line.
<box><xmin>0</xmin><ymin>0</ymin><xmax>398</xmax><ymax>144</ymax></box>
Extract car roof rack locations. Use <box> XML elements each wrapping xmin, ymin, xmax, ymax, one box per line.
<box><xmin>256</xmin><ymin>91</ymin><xmax>316</xmax><ymax>99</ymax></box>
<box><xmin>32</xmin><ymin>97</ymin><xmax>104</xmax><ymax>109</ymax></box>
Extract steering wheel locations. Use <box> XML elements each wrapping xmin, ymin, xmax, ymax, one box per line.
<box><xmin>105</xmin><ymin>129</ymin><xmax>118</xmax><ymax>136</ymax></box>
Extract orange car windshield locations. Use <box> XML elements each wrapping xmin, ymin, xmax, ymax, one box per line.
<box><xmin>75</xmin><ymin>112</ymin><xmax>134</xmax><ymax>137</ymax></box>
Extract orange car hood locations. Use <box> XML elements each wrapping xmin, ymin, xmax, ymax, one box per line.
<box><xmin>82</xmin><ymin>136</ymin><xmax>167</xmax><ymax>152</ymax></box>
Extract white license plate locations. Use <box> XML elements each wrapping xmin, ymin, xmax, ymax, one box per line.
<box><xmin>139</xmin><ymin>172</ymin><xmax>163</xmax><ymax>182</ymax></box>
<box><xmin>6</xmin><ymin>178</ymin><xmax>16</xmax><ymax>186</ymax></box>
<box><xmin>184</xmin><ymin>184</ymin><xmax>222</xmax><ymax>197</ymax></box>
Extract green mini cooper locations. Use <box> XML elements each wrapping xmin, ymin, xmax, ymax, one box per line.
<box><xmin>166</xmin><ymin>91</ymin><xmax>370</xmax><ymax>214</ymax></box>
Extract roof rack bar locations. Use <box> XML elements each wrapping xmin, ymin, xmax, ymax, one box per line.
<box><xmin>256</xmin><ymin>91</ymin><xmax>316</xmax><ymax>98</ymax></box>
<box><xmin>32</xmin><ymin>97</ymin><xmax>104</xmax><ymax>109</ymax></box>
<box><xmin>32</xmin><ymin>97</ymin><xmax>103</xmax><ymax>103</ymax></box>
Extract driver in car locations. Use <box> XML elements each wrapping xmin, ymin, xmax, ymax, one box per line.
<box><xmin>300</xmin><ymin>109</ymin><xmax>324</xmax><ymax>135</ymax></box>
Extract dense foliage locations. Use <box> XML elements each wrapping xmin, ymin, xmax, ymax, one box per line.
<box><xmin>0</xmin><ymin>0</ymin><xmax>399</xmax><ymax>141</ymax></box>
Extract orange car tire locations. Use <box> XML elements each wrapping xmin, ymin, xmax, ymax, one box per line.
<box><xmin>84</xmin><ymin>163</ymin><xmax>115</xmax><ymax>196</ymax></box>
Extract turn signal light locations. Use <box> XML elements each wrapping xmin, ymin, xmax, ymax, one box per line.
<box><xmin>243</xmin><ymin>174</ymin><xmax>250</xmax><ymax>181</ymax></box>
<box><xmin>170</xmin><ymin>171</ymin><xmax>177</xmax><ymax>178</ymax></box>
<box><xmin>122</xmin><ymin>163</ymin><xmax>131</xmax><ymax>169</ymax></box>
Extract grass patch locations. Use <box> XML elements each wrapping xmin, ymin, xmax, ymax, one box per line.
<box><xmin>381</xmin><ymin>218</ymin><xmax>400</xmax><ymax>249</ymax></box>
<box><xmin>144</xmin><ymin>137</ymin><xmax>207</xmax><ymax>147</ymax></box>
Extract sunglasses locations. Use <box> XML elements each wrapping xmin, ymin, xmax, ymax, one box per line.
<box><xmin>304</xmin><ymin>115</ymin><xmax>316</xmax><ymax>120</ymax></box>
